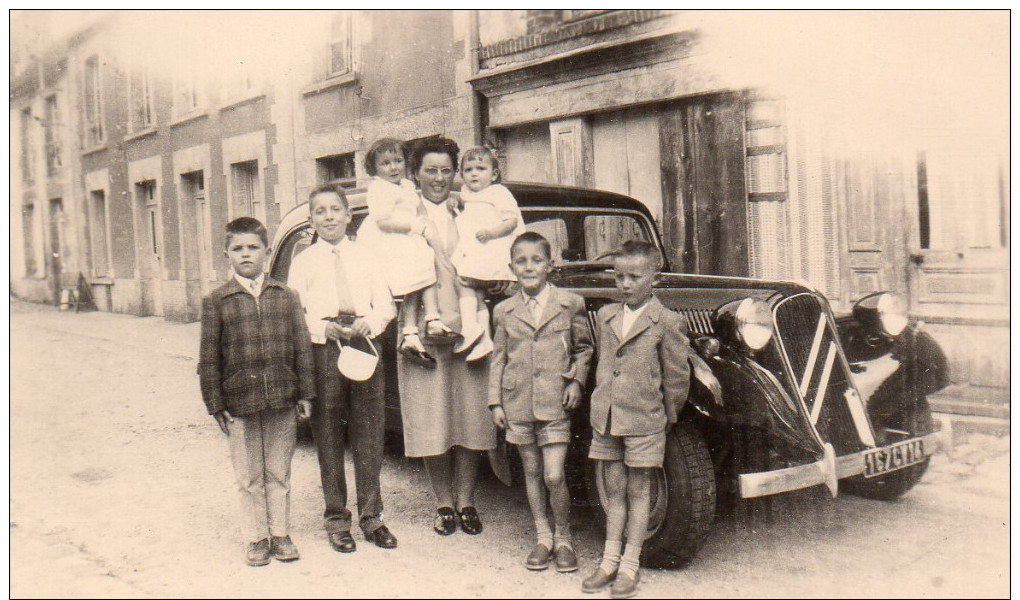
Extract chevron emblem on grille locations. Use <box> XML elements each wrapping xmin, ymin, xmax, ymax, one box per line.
<box><xmin>794</xmin><ymin>313</ymin><xmax>875</xmax><ymax>447</ymax></box>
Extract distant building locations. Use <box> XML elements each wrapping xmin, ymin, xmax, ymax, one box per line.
<box><xmin>9</xmin><ymin>10</ymin><xmax>1008</xmax><ymax>390</ymax></box>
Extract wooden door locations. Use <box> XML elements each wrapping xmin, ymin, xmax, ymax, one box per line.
<box><xmin>195</xmin><ymin>192</ymin><xmax>213</xmax><ymax>296</ymax></box>
<box><xmin>659</xmin><ymin>94</ymin><xmax>749</xmax><ymax>276</ymax></box>
<box><xmin>137</xmin><ymin>181</ymin><xmax>165</xmax><ymax>317</ymax></box>
<box><xmin>840</xmin><ymin>152</ymin><xmax>908</xmax><ymax>305</ymax></box>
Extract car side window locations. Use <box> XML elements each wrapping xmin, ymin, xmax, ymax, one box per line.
<box><xmin>584</xmin><ymin>215</ymin><xmax>648</xmax><ymax>261</ymax></box>
<box><xmin>524</xmin><ymin>217</ymin><xmax>572</xmax><ymax>263</ymax></box>
<box><xmin>523</xmin><ymin>210</ymin><xmax>652</xmax><ymax>264</ymax></box>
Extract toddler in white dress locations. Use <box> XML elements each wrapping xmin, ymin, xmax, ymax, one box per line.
<box><xmin>357</xmin><ymin>138</ymin><xmax>453</xmax><ymax>366</ymax></box>
<box><xmin>450</xmin><ymin>146</ymin><xmax>525</xmax><ymax>361</ymax></box>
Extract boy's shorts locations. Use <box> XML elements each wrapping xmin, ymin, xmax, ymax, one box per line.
<box><xmin>506</xmin><ymin>417</ymin><xmax>571</xmax><ymax>447</ymax></box>
<box><xmin>588</xmin><ymin>429</ymin><xmax>666</xmax><ymax>468</ymax></box>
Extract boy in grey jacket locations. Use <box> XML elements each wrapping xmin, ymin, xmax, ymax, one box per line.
<box><xmin>489</xmin><ymin>232</ymin><xmax>593</xmax><ymax>573</ymax></box>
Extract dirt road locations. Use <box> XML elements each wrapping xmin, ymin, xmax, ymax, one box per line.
<box><xmin>10</xmin><ymin>300</ymin><xmax>1010</xmax><ymax>598</ymax></box>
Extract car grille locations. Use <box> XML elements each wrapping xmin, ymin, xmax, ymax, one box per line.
<box><xmin>773</xmin><ymin>294</ymin><xmax>869</xmax><ymax>456</ymax></box>
<box><xmin>585</xmin><ymin>307</ymin><xmax>715</xmax><ymax>338</ymax></box>
<box><xmin>679</xmin><ymin>308</ymin><xmax>715</xmax><ymax>335</ymax></box>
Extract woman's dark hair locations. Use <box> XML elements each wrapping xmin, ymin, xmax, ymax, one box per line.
<box><xmin>409</xmin><ymin>136</ymin><xmax>460</xmax><ymax>175</ymax></box>
<box><xmin>364</xmin><ymin>138</ymin><xmax>405</xmax><ymax>176</ymax></box>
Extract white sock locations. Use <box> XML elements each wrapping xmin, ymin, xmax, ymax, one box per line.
<box><xmin>600</xmin><ymin>540</ymin><xmax>623</xmax><ymax>573</ymax></box>
<box><xmin>535</xmin><ymin>520</ymin><xmax>553</xmax><ymax>548</ymax></box>
<box><xmin>554</xmin><ymin>525</ymin><xmax>572</xmax><ymax>549</ymax></box>
<box><xmin>459</xmin><ymin>296</ymin><xmax>478</xmax><ymax>331</ymax></box>
<box><xmin>618</xmin><ymin>544</ymin><xmax>642</xmax><ymax>578</ymax></box>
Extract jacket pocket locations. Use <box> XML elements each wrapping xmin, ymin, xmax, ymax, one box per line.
<box><xmin>501</xmin><ymin>373</ymin><xmax>517</xmax><ymax>390</ymax></box>
<box><xmin>266</xmin><ymin>364</ymin><xmax>298</xmax><ymax>399</ymax></box>
<box><xmin>222</xmin><ymin>367</ymin><xmax>258</xmax><ymax>394</ymax></box>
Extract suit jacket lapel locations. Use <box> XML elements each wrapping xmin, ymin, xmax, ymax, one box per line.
<box><xmin>506</xmin><ymin>292</ymin><xmax>534</xmax><ymax>330</ymax></box>
<box><xmin>603</xmin><ymin>304</ymin><xmax>624</xmax><ymax>345</ymax></box>
<box><xmin>534</xmin><ymin>286</ymin><xmax>568</xmax><ymax>332</ymax></box>
<box><xmin>618</xmin><ymin>297</ymin><xmax>662</xmax><ymax>348</ymax></box>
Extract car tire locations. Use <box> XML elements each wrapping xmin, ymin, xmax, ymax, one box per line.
<box><xmin>590</xmin><ymin>419</ymin><xmax>716</xmax><ymax>569</ymax></box>
<box><xmin>841</xmin><ymin>396</ymin><xmax>934</xmax><ymax>501</ymax></box>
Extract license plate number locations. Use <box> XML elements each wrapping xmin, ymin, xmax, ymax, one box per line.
<box><xmin>863</xmin><ymin>439</ymin><xmax>926</xmax><ymax>478</ymax></box>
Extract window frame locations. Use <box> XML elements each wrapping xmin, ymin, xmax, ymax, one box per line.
<box><xmin>82</xmin><ymin>54</ymin><xmax>105</xmax><ymax>148</ymax></box>
<box><xmin>44</xmin><ymin>94</ymin><xmax>63</xmax><ymax>176</ymax></box>
<box><xmin>20</xmin><ymin>107</ymin><xmax>35</xmax><ymax>184</ymax></box>
<box><xmin>127</xmin><ymin>64</ymin><xmax>156</xmax><ymax>134</ymax></box>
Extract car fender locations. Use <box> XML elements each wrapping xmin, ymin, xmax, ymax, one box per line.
<box><xmin>858</xmin><ymin>326</ymin><xmax>944</xmax><ymax>437</ymax></box>
<box><xmin>698</xmin><ymin>347</ymin><xmax>825</xmax><ymax>463</ymax></box>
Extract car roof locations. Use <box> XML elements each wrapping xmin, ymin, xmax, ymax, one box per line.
<box><xmin>273</xmin><ymin>181</ymin><xmax>657</xmax><ymax>244</ymax></box>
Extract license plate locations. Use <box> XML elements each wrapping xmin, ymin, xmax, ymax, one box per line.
<box><xmin>863</xmin><ymin>439</ymin><xmax>926</xmax><ymax>478</ymax></box>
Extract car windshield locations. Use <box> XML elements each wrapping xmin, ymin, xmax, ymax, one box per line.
<box><xmin>522</xmin><ymin>209</ymin><xmax>655</xmax><ymax>265</ymax></box>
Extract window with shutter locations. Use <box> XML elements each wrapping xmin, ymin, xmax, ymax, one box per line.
<box><xmin>83</xmin><ymin>56</ymin><xmax>104</xmax><ymax>146</ymax></box>
<box><xmin>128</xmin><ymin>66</ymin><xmax>154</xmax><ymax>132</ymax></box>
<box><xmin>20</xmin><ymin>108</ymin><xmax>35</xmax><ymax>184</ymax></box>
<box><xmin>231</xmin><ymin>161</ymin><xmax>262</xmax><ymax>223</ymax></box>
<box><xmin>745</xmin><ymin>99</ymin><xmax>790</xmax><ymax>280</ymax></box>
<box><xmin>316</xmin><ymin>153</ymin><xmax>356</xmax><ymax>189</ymax></box>
<box><xmin>44</xmin><ymin>95</ymin><xmax>62</xmax><ymax>176</ymax></box>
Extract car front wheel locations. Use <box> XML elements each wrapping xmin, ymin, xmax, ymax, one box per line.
<box><xmin>591</xmin><ymin>419</ymin><xmax>716</xmax><ymax>568</ymax></box>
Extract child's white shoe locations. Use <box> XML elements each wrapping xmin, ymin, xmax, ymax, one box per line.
<box><xmin>453</xmin><ymin>324</ymin><xmax>484</xmax><ymax>354</ymax></box>
<box><xmin>465</xmin><ymin>331</ymin><xmax>493</xmax><ymax>362</ymax></box>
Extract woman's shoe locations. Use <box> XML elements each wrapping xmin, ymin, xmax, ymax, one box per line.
<box><xmin>434</xmin><ymin>506</ymin><xmax>457</xmax><ymax>536</ymax></box>
<box><xmin>399</xmin><ymin>334</ymin><xmax>436</xmax><ymax>369</ymax></box>
<box><xmin>423</xmin><ymin>319</ymin><xmax>463</xmax><ymax>345</ymax></box>
<box><xmin>457</xmin><ymin>506</ymin><xmax>483</xmax><ymax>535</ymax></box>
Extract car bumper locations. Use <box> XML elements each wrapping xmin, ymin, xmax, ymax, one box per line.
<box><xmin>738</xmin><ymin>430</ymin><xmax>943</xmax><ymax>499</ymax></box>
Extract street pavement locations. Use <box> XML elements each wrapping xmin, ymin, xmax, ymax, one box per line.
<box><xmin>9</xmin><ymin>299</ymin><xmax>1011</xmax><ymax>598</ymax></box>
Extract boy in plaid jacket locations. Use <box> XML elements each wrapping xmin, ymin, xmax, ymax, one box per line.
<box><xmin>198</xmin><ymin>217</ymin><xmax>315</xmax><ymax>566</ymax></box>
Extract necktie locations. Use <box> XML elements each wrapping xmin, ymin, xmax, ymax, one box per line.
<box><xmin>527</xmin><ymin>297</ymin><xmax>540</xmax><ymax>322</ymax></box>
<box><xmin>333</xmin><ymin>248</ymin><xmax>355</xmax><ymax>315</ymax></box>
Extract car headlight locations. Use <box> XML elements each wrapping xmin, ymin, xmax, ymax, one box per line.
<box><xmin>715</xmin><ymin>298</ymin><xmax>775</xmax><ymax>351</ymax></box>
<box><xmin>853</xmin><ymin>292</ymin><xmax>909</xmax><ymax>337</ymax></box>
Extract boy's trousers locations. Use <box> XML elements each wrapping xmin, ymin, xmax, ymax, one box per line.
<box><xmin>227</xmin><ymin>406</ymin><xmax>298</xmax><ymax>542</ymax></box>
<box><xmin>311</xmin><ymin>342</ymin><xmax>386</xmax><ymax>535</ymax></box>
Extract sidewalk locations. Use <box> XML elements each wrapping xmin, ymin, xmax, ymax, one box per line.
<box><xmin>930</xmin><ymin>384</ymin><xmax>1010</xmax><ymax>449</ymax></box>
<box><xmin>11</xmin><ymin>298</ymin><xmax>201</xmax><ymax>363</ymax></box>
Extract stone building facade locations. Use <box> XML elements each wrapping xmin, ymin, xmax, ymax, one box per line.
<box><xmin>9</xmin><ymin>10</ymin><xmax>1008</xmax><ymax>390</ymax></box>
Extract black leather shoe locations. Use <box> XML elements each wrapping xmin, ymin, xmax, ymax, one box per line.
<box><xmin>458</xmin><ymin>506</ymin><xmax>483</xmax><ymax>535</ymax></box>
<box><xmin>328</xmin><ymin>531</ymin><xmax>357</xmax><ymax>553</ymax></box>
<box><xmin>399</xmin><ymin>341</ymin><xmax>437</xmax><ymax>369</ymax></box>
<box><xmin>365</xmin><ymin>525</ymin><xmax>398</xmax><ymax>549</ymax></box>
<box><xmin>434</xmin><ymin>507</ymin><xmax>457</xmax><ymax>536</ymax></box>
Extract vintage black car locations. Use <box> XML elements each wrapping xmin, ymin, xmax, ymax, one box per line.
<box><xmin>270</xmin><ymin>182</ymin><xmax>948</xmax><ymax>568</ymax></box>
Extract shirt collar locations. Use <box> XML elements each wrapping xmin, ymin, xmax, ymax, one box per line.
<box><xmin>234</xmin><ymin>272</ymin><xmax>265</xmax><ymax>294</ymax></box>
<box><xmin>623</xmin><ymin>300</ymin><xmax>649</xmax><ymax>319</ymax></box>
<box><xmin>314</xmin><ymin>236</ymin><xmax>351</xmax><ymax>253</ymax></box>
<box><xmin>522</xmin><ymin>283</ymin><xmax>551</xmax><ymax>308</ymax></box>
